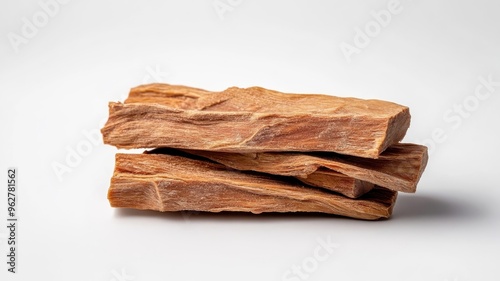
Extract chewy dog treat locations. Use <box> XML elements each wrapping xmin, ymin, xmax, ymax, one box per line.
<box><xmin>101</xmin><ymin>83</ymin><xmax>411</xmax><ymax>158</ymax></box>
<box><xmin>181</xmin><ymin>143</ymin><xmax>428</xmax><ymax>193</ymax></box>
<box><xmin>108</xmin><ymin>152</ymin><xmax>398</xmax><ymax>220</ymax></box>
<box><xmin>147</xmin><ymin>148</ymin><xmax>374</xmax><ymax>198</ymax></box>
<box><xmin>297</xmin><ymin>168</ymin><xmax>374</xmax><ymax>198</ymax></box>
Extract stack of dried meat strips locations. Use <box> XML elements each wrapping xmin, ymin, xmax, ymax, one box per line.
<box><xmin>101</xmin><ymin>84</ymin><xmax>428</xmax><ymax>220</ymax></box>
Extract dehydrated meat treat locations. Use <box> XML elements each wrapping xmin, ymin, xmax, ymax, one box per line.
<box><xmin>147</xmin><ymin>148</ymin><xmax>374</xmax><ymax>198</ymax></box>
<box><xmin>101</xmin><ymin>83</ymin><xmax>411</xmax><ymax>158</ymax></box>
<box><xmin>108</xmin><ymin>152</ymin><xmax>398</xmax><ymax>220</ymax></box>
<box><xmin>180</xmin><ymin>143</ymin><xmax>428</xmax><ymax>193</ymax></box>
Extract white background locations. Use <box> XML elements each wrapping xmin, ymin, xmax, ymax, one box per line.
<box><xmin>1</xmin><ymin>0</ymin><xmax>499</xmax><ymax>280</ymax></box>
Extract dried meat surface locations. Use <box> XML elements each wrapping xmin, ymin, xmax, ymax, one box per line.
<box><xmin>101</xmin><ymin>84</ymin><xmax>411</xmax><ymax>158</ymax></box>
<box><xmin>108</xmin><ymin>151</ymin><xmax>398</xmax><ymax>220</ymax></box>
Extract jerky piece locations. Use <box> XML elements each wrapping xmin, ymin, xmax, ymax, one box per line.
<box><xmin>147</xmin><ymin>148</ymin><xmax>374</xmax><ymax>198</ymax></box>
<box><xmin>101</xmin><ymin>83</ymin><xmax>411</xmax><ymax>158</ymax></box>
<box><xmin>297</xmin><ymin>168</ymin><xmax>374</xmax><ymax>198</ymax></box>
<box><xmin>181</xmin><ymin>143</ymin><xmax>428</xmax><ymax>193</ymax></box>
<box><xmin>108</xmin><ymin>152</ymin><xmax>398</xmax><ymax>220</ymax></box>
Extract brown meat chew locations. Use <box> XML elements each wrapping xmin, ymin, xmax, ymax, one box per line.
<box><xmin>146</xmin><ymin>148</ymin><xmax>374</xmax><ymax>198</ymax></box>
<box><xmin>180</xmin><ymin>143</ymin><xmax>428</xmax><ymax>193</ymax></box>
<box><xmin>297</xmin><ymin>168</ymin><xmax>374</xmax><ymax>197</ymax></box>
<box><xmin>108</xmin><ymin>151</ymin><xmax>398</xmax><ymax>220</ymax></box>
<box><xmin>101</xmin><ymin>83</ymin><xmax>411</xmax><ymax>158</ymax></box>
